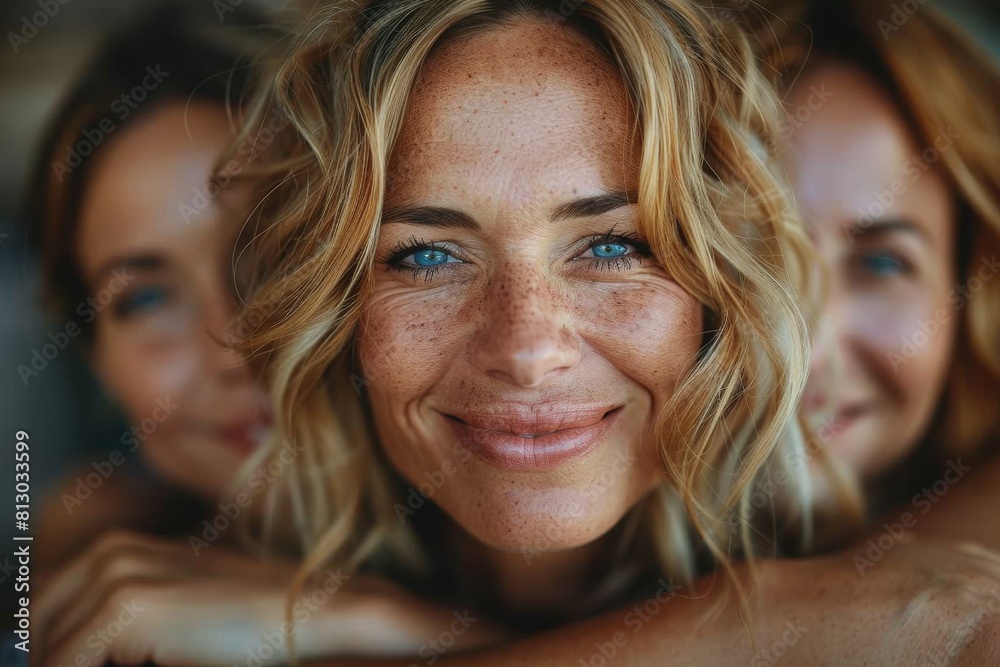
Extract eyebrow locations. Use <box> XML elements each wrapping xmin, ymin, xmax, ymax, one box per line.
<box><xmin>380</xmin><ymin>190</ymin><xmax>635</xmax><ymax>230</ymax></box>
<box><xmin>88</xmin><ymin>253</ymin><xmax>168</xmax><ymax>289</ymax></box>
<box><xmin>846</xmin><ymin>218</ymin><xmax>932</xmax><ymax>243</ymax></box>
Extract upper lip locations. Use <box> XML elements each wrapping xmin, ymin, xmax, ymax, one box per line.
<box><xmin>216</xmin><ymin>408</ymin><xmax>273</xmax><ymax>435</ymax></box>
<box><xmin>444</xmin><ymin>404</ymin><xmax>620</xmax><ymax>436</ymax></box>
<box><xmin>808</xmin><ymin>402</ymin><xmax>870</xmax><ymax>425</ymax></box>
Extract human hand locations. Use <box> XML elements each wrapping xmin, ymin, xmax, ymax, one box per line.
<box><xmin>34</xmin><ymin>530</ymin><xmax>510</xmax><ymax>667</ymax></box>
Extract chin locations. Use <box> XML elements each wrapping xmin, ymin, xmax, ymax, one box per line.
<box><xmin>144</xmin><ymin>436</ymin><xmax>246</xmax><ymax>500</ymax></box>
<box><xmin>437</xmin><ymin>480</ymin><xmax>647</xmax><ymax>553</ymax></box>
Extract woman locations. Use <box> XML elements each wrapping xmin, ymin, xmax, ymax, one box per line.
<box><xmin>38</xmin><ymin>2</ymin><xmax>1000</xmax><ymax>666</ymax></box>
<box><xmin>28</xmin><ymin>2</ymin><xmax>274</xmax><ymax>564</ymax></box>
<box><xmin>769</xmin><ymin>0</ymin><xmax>1000</xmax><ymax>547</ymax></box>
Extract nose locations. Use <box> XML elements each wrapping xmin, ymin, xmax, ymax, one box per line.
<box><xmin>470</xmin><ymin>266</ymin><xmax>581</xmax><ymax>388</ymax></box>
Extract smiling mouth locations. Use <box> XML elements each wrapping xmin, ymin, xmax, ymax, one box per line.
<box><xmin>445</xmin><ymin>406</ymin><xmax>623</xmax><ymax>471</ymax></box>
<box><xmin>813</xmin><ymin>404</ymin><xmax>871</xmax><ymax>440</ymax></box>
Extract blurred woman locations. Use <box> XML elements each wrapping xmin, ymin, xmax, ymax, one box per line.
<box><xmin>770</xmin><ymin>0</ymin><xmax>1000</xmax><ymax>546</ymax></box>
<box><xmin>29</xmin><ymin>0</ymin><xmax>272</xmax><ymax>566</ymax></box>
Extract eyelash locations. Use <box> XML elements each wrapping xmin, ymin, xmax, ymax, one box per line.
<box><xmin>849</xmin><ymin>249</ymin><xmax>914</xmax><ymax>280</ymax></box>
<box><xmin>383</xmin><ymin>229</ymin><xmax>652</xmax><ymax>281</ymax></box>
<box><xmin>112</xmin><ymin>284</ymin><xmax>174</xmax><ymax>319</ymax></box>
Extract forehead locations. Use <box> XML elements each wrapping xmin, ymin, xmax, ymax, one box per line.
<box><xmin>787</xmin><ymin>60</ymin><xmax>952</xmax><ymax>236</ymax></box>
<box><xmin>389</xmin><ymin>20</ymin><xmax>637</xmax><ymax>203</ymax></box>
<box><xmin>76</xmin><ymin>101</ymin><xmax>240</xmax><ymax>277</ymax></box>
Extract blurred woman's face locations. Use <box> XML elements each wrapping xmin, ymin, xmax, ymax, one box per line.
<box><xmin>77</xmin><ymin>101</ymin><xmax>271</xmax><ymax>500</ymax></box>
<box><xmin>356</xmin><ymin>21</ymin><xmax>703</xmax><ymax>553</ymax></box>
<box><xmin>788</xmin><ymin>61</ymin><xmax>957</xmax><ymax>482</ymax></box>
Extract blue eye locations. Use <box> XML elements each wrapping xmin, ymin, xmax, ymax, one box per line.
<box><xmin>386</xmin><ymin>240</ymin><xmax>463</xmax><ymax>279</ymax></box>
<box><xmin>859</xmin><ymin>253</ymin><xmax>905</xmax><ymax>277</ymax></box>
<box><xmin>589</xmin><ymin>242</ymin><xmax>630</xmax><ymax>258</ymax></box>
<box><xmin>409</xmin><ymin>248</ymin><xmax>456</xmax><ymax>267</ymax></box>
<box><xmin>114</xmin><ymin>286</ymin><xmax>170</xmax><ymax>317</ymax></box>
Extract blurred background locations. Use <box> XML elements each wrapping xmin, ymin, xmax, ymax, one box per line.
<box><xmin>0</xmin><ymin>0</ymin><xmax>998</xmax><ymax>644</ymax></box>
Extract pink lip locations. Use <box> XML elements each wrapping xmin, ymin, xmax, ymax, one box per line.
<box><xmin>815</xmin><ymin>404</ymin><xmax>870</xmax><ymax>441</ymax></box>
<box><xmin>445</xmin><ymin>406</ymin><xmax>622</xmax><ymax>471</ymax></box>
<box><xmin>217</xmin><ymin>412</ymin><xmax>273</xmax><ymax>456</ymax></box>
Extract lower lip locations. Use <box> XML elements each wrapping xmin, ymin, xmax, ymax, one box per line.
<box><xmin>818</xmin><ymin>409</ymin><xmax>867</xmax><ymax>441</ymax></box>
<box><xmin>220</xmin><ymin>426</ymin><xmax>268</xmax><ymax>456</ymax></box>
<box><xmin>446</xmin><ymin>408</ymin><xmax>621</xmax><ymax>472</ymax></box>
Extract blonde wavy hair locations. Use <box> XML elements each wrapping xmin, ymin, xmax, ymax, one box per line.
<box><xmin>742</xmin><ymin>0</ymin><xmax>1000</xmax><ymax>511</ymax></box>
<box><xmin>225</xmin><ymin>0</ymin><xmax>817</xmax><ymax>630</ymax></box>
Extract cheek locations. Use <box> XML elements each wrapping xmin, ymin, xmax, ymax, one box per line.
<box><xmin>853</xmin><ymin>287</ymin><xmax>955</xmax><ymax>407</ymax></box>
<box><xmin>94</xmin><ymin>324</ymin><xmax>202</xmax><ymax>427</ymax></box>
<box><xmin>356</xmin><ymin>286</ymin><xmax>472</xmax><ymax>400</ymax></box>
<box><xmin>575</xmin><ymin>282</ymin><xmax>703</xmax><ymax>401</ymax></box>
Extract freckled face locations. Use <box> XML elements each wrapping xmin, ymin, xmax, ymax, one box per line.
<box><xmin>355</xmin><ymin>21</ymin><xmax>703</xmax><ymax>552</ymax></box>
<box><xmin>789</xmin><ymin>62</ymin><xmax>956</xmax><ymax>483</ymax></box>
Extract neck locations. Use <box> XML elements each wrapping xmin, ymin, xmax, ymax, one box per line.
<box><xmin>448</xmin><ymin>521</ymin><xmax>631</xmax><ymax>628</ymax></box>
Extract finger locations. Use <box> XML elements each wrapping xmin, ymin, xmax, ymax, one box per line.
<box><xmin>58</xmin><ymin>542</ymin><xmax>295</xmax><ymax>635</ymax></box>
<box><xmin>35</xmin><ymin>531</ymin><xmax>174</xmax><ymax>639</ymax></box>
<box><xmin>955</xmin><ymin>541</ymin><xmax>1000</xmax><ymax>566</ymax></box>
<box><xmin>44</xmin><ymin>585</ymin><xmax>160</xmax><ymax>667</ymax></box>
<box><xmin>47</xmin><ymin>556</ymin><xmax>173</xmax><ymax>652</ymax></box>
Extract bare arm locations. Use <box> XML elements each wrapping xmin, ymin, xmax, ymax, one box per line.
<box><xmin>308</xmin><ymin>542</ymin><xmax>1000</xmax><ymax>667</ymax></box>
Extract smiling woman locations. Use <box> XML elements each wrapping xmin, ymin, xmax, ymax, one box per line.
<box><xmin>229</xmin><ymin>0</ymin><xmax>816</xmax><ymax>638</ymax></box>
<box><xmin>28</xmin><ymin>2</ymin><xmax>276</xmax><ymax>563</ymax></box>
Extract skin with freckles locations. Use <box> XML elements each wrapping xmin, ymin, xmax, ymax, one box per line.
<box><xmin>356</xmin><ymin>20</ymin><xmax>702</xmax><ymax>577</ymax></box>
<box><xmin>74</xmin><ymin>101</ymin><xmax>272</xmax><ymax>500</ymax></box>
<box><xmin>790</xmin><ymin>61</ymin><xmax>956</xmax><ymax>491</ymax></box>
